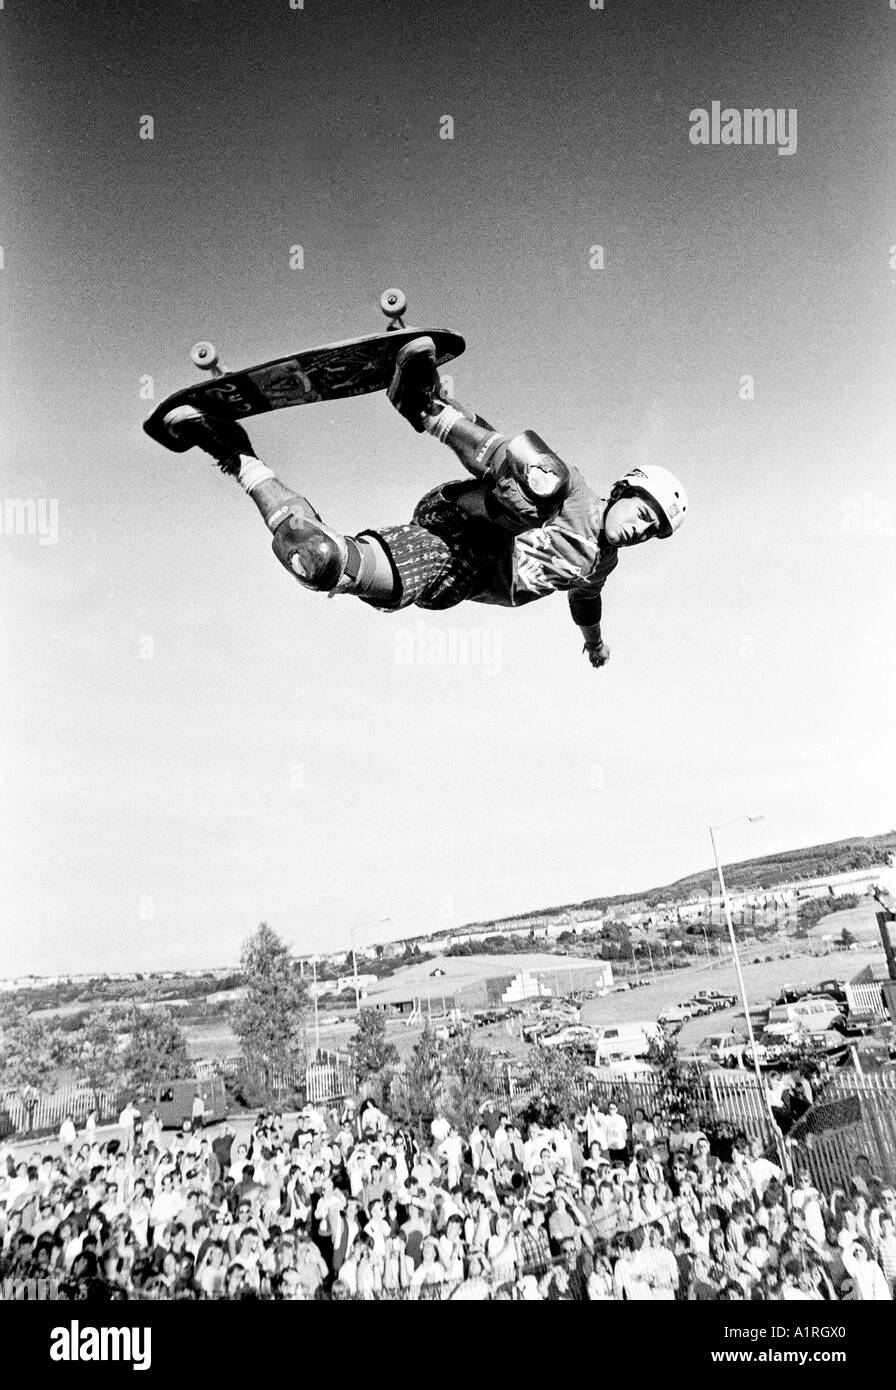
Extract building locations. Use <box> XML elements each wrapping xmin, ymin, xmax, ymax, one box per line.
<box><xmin>502</xmin><ymin>971</ymin><xmax>551</xmax><ymax>1003</ymax></box>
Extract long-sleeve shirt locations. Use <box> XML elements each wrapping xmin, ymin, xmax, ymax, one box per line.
<box><xmin>469</xmin><ymin>469</ymin><xmax>619</xmax><ymax>623</ymax></box>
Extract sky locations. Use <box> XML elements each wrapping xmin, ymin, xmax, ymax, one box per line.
<box><xmin>1</xmin><ymin>0</ymin><xmax>895</xmax><ymax>976</ymax></box>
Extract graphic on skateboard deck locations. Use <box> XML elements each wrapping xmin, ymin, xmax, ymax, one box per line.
<box><xmin>143</xmin><ymin>289</ymin><xmax>465</xmax><ymax>452</ymax></box>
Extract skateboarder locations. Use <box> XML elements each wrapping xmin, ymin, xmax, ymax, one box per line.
<box><xmin>164</xmin><ymin>338</ymin><xmax>687</xmax><ymax>669</ymax></box>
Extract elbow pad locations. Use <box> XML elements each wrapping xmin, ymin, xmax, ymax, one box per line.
<box><xmin>485</xmin><ymin>430</ymin><xmax>571</xmax><ymax>527</ymax></box>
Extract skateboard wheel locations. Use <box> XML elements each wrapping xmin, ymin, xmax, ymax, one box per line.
<box><xmin>379</xmin><ymin>288</ymin><xmax>407</xmax><ymax>319</ymax></box>
<box><xmin>190</xmin><ymin>341</ymin><xmax>219</xmax><ymax>371</ymax></box>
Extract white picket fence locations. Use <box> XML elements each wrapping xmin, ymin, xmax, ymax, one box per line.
<box><xmin>1</xmin><ymin>1084</ymin><xmax>119</xmax><ymax>1137</ymax></box>
<box><xmin>1</xmin><ymin>1053</ymin><xmax>354</xmax><ymax>1138</ymax></box>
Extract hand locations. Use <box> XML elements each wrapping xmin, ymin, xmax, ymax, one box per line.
<box><xmin>583</xmin><ymin>640</ymin><xmax>610</xmax><ymax>670</ymax></box>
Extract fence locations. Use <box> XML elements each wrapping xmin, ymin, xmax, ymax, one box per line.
<box><xmin>1</xmin><ymin>1056</ymin><xmax>353</xmax><ymax>1139</ymax></box>
<box><xmin>844</xmin><ymin>982</ymin><xmax>888</xmax><ymax>1019</ymax></box>
<box><xmin>787</xmin><ymin>1072</ymin><xmax>896</xmax><ymax>1196</ymax></box>
<box><xmin>306</xmin><ymin>1060</ymin><xmax>353</xmax><ymax>1104</ymax></box>
<box><xmin>1</xmin><ymin>1084</ymin><xmax>119</xmax><ymax>1137</ymax></box>
<box><xmin>222</xmin><ymin>1054</ymin><xmax>353</xmax><ymax>1106</ymax></box>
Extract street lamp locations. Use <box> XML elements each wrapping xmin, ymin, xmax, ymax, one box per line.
<box><xmin>350</xmin><ymin>914</ymin><xmax>392</xmax><ymax>1012</ymax></box>
<box><xmin>311</xmin><ymin>956</ymin><xmax>320</xmax><ymax>1055</ymax></box>
<box><xmin>709</xmin><ymin>815</ymin><xmax>785</xmax><ymax>1162</ymax></box>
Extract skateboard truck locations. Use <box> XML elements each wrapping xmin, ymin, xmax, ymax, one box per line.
<box><xmin>379</xmin><ymin>287</ymin><xmax>408</xmax><ymax>331</ymax></box>
<box><xmin>190</xmin><ymin>341</ymin><xmax>229</xmax><ymax>378</ymax></box>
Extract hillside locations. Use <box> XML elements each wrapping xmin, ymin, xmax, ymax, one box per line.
<box><xmin>463</xmin><ymin>830</ymin><xmax>896</xmax><ymax>932</ymax></box>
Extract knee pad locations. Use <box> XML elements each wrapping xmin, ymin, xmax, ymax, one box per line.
<box><xmin>485</xmin><ymin>430</ymin><xmax>571</xmax><ymax>526</ymax></box>
<box><xmin>270</xmin><ymin>499</ymin><xmax>348</xmax><ymax>592</ymax></box>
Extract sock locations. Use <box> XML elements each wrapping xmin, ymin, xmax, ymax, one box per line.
<box><xmin>425</xmin><ymin>403</ymin><xmax>465</xmax><ymax>443</ymax></box>
<box><xmin>236</xmin><ymin>454</ymin><xmax>275</xmax><ymax>494</ymax></box>
<box><xmin>423</xmin><ymin>404</ymin><xmax>505</xmax><ymax>478</ymax></box>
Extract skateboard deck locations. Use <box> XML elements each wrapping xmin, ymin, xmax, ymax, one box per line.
<box><xmin>144</xmin><ymin>327</ymin><xmax>465</xmax><ymax>451</ymax></box>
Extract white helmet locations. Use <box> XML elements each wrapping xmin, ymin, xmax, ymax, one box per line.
<box><xmin>613</xmin><ymin>465</ymin><xmax>688</xmax><ymax>538</ymax></box>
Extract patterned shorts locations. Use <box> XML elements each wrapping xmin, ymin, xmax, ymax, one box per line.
<box><xmin>359</xmin><ymin>483</ymin><xmax>501</xmax><ymax>611</ymax></box>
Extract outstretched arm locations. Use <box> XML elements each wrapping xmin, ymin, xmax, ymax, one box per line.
<box><xmin>569</xmin><ymin>590</ymin><xmax>610</xmax><ymax>671</ymax></box>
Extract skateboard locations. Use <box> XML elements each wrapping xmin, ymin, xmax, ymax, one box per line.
<box><xmin>143</xmin><ymin>288</ymin><xmax>465</xmax><ymax>452</ymax></box>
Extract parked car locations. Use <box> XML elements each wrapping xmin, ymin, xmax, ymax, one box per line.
<box><xmin>833</xmin><ymin>1014</ymin><xmax>875</xmax><ymax>1038</ymax></box>
<box><xmin>766</xmin><ymin>999</ymin><xmax>845</xmax><ymax>1035</ymax></box>
<box><xmin>593</xmin><ymin>1021</ymin><xmax>661</xmax><ymax>1062</ymax></box>
<box><xmin>659</xmin><ymin>1004</ymin><xmax>698</xmax><ymax>1025</ymax></box>
<box><xmin>139</xmin><ymin>1077</ymin><xmax>226</xmax><ymax>1130</ymax></box>
<box><xmin>540</xmin><ymin>1025</ymin><xmax>599</xmax><ymax>1050</ymax></box>
<box><xmin>694</xmin><ymin>1032</ymin><xmax>746</xmax><ymax>1068</ymax></box>
<box><xmin>744</xmin><ymin>1035</ymin><xmax>789</xmax><ymax>1067</ymax></box>
<box><xmin>809</xmin><ymin>980</ymin><xmax>847</xmax><ymax>1003</ymax></box>
<box><xmin>693</xmin><ymin>991</ymin><xmax>736</xmax><ymax>1010</ymax></box>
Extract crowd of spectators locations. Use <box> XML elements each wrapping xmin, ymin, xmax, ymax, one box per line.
<box><xmin>0</xmin><ymin>1091</ymin><xmax>894</xmax><ymax>1301</ymax></box>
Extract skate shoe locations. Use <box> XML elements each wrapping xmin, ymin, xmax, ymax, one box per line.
<box><xmin>387</xmin><ymin>336</ymin><xmax>444</xmax><ymax>432</ymax></box>
<box><xmin>163</xmin><ymin>405</ymin><xmax>255</xmax><ymax>474</ymax></box>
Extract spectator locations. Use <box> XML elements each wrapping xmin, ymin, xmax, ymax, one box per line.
<box><xmin>604</xmin><ymin>1102</ymin><xmax>629</xmax><ymax>1165</ymax></box>
<box><xmin>841</xmin><ymin>1239</ymin><xmax>892</xmax><ymax>1301</ymax></box>
<box><xmin>0</xmin><ymin>1082</ymin><xmax>888</xmax><ymax>1304</ymax></box>
<box><xmin>118</xmin><ymin>1100</ymin><xmax>141</xmax><ymax>1153</ymax></box>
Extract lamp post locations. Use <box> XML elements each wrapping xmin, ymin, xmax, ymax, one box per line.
<box><xmin>312</xmin><ymin>956</ymin><xmax>320</xmax><ymax>1055</ymax></box>
<box><xmin>350</xmin><ymin>914</ymin><xmax>393</xmax><ymax>1012</ymax></box>
<box><xmin>709</xmin><ymin>814</ymin><xmax>785</xmax><ymax>1164</ymax></box>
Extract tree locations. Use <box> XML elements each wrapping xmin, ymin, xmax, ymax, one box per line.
<box><xmin>233</xmin><ymin>922</ymin><xmax>308</xmax><ymax>1092</ymax></box>
<box><xmin>0</xmin><ymin>1009</ymin><xmax>62</xmax><ymax>1132</ymax></box>
<box><xmin>645</xmin><ymin>1033</ymin><xmax>706</xmax><ymax>1128</ymax></box>
<box><xmin>520</xmin><ymin>1046</ymin><xmax>588</xmax><ymax>1127</ymax></box>
<box><xmin>350</xmin><ymin>1010</ymin><xmax>399</xmax><ymax>1084</ymax></box>
<box><xmin>840</xmin><ymin>927</ymin><xmax>856</xmax><ymax>948</ymax></box>
<box><xmin>399</xmin><ymin>1022</ymin><xmax>444</xmax><ymax>1137</ymax></box>
<box><xmin>445</xmin><ymin>1034</ymin><xmax>496</xmax><ymax>1131</ymax></box>
<box><xmin>121</xmin><ymin>1004</ymin><xmax>190</xmax><ymax>1095</ymax></box>
<box><xmin>64</xmin><ymin>1007</ymin><xmax>128</xmax><ymax>1110</ymax></box>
